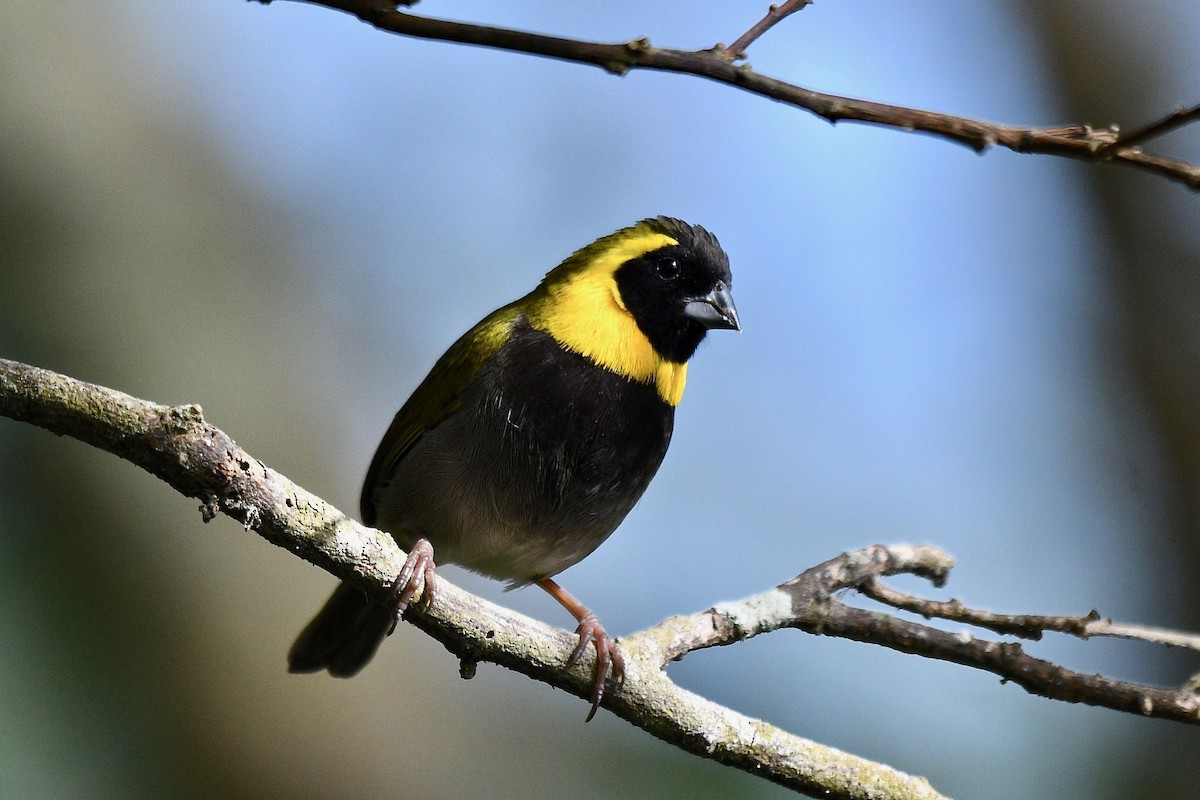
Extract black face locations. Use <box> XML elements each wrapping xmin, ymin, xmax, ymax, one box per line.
<box><xmin>614</xmin><ymin>218</ymin><xmax>737</xmax><ymax>363</ymax></box>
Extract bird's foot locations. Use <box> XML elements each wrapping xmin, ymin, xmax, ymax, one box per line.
<box><xmin>535</xmin><ymin>577</ymin><xmax>624</xmax><ymax>721</ymax></box>
<box><xmin>386</xmin><ymin>537</ymin><xmax>436</xmax><ymax>635</ymax></box>
<box><xmin>567</xmin><ymin>611</ymin><xmax>626</xmax><ymax>722</ymax></box>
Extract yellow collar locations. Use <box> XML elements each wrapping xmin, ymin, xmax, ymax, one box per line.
<box><xmin>526</xmin><ymin>231</ymin><xmax>687</xmax><ymax>406</ymax></box>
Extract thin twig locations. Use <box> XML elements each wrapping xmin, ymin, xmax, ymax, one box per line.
<box><xmin>1099</xmin><ymin>103</ymin><xmax>1200</xmax><ymax>156</ymax></box>
<box><xmin>725</xmin><ymin>0</ymin><xmax>814</xmax><ymax>59</ymax></box>
<box><xmin>806</xmin><ymin>602</ymin><xmax>1200</xmax><ymax>723</ymax></box>
<box><xmin>272</xmin><ymin>0</ymin><xmax>1200</xmax><ymax>190</ymax></box>
<box><xmin>1087</xmin><ymin>619</ymin><xmax>1200</xmax><ymax>653</ymax></box>
<box><xmin>860</xmin><ymin>578</ymin><xmax>1094</xmax><ymax>640</ymax></box>
<box><xmin>863</xmin><ymin>578</ymin><xmax>1200</xmax><ymax>653</ymax></box>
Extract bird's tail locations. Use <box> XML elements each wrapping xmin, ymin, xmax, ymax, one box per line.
<box><xmin>287</xmin><ymin>582</ymin><xmax>393</xmax><ymax>677</ymax></box>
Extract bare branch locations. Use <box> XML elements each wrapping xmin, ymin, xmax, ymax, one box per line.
<box><xmin>0</xmin><ymin>358</ymin><xmax>945</xmax><ymax>800</ymax></box>
<box><xmin>6</xmin><ymin>348</ymin><xmax>1200</xmax><ymax>787</ymax></box>
<box><xmin>1087</xmin><ymin>619</ymin><xmax>1200</xmax><ymax>653</ymax></box>
<box><xmin>641</xmin><ymin>544</ymin><xmax>954</xmax><ymax>664</ymax></box>
<box><xmin>641</xmin><ymin>546</ymin><xmax>1200</xmax><ymax>725</ymax></box>
<box><xmin>725</xmin><ymin>0</ymin><xmax>814</xmax><ymax>59</ymax></box>
<box><xmin>809</xmin><ymin>603</ymin><xmax>1200</xmax><ymax>723</ymax></box>
<box><xmin>861</xmin><ymin>577</ymin><xmax>1099</xmax><ymax>640</ymax></box>
<box><xmin>857</xmin><ymin>579</ymin><xmax>1200</xmax><ymax>720</ymax></box>
<box><xmin>6</xmin><ymin>352</ymin><xmax>1200</xmax><ymax>792</ymax></box>
<box><xmin>1100</xmin><ymin>103</ymin><xmax>1200</xmax><ymax>156</ymax></box>
<box><xmin>862</xmin><ymin>578</ymin><xmax>1200</xmax><ymax>653</ymax></box>
<box><xmin>270</xmin><ymin>0</ymin><xmax>1200</xmax><ymax>190</ymax></box>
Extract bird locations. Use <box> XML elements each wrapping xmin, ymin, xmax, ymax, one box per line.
<box><xmin>288</xmin><ymin>216</ymin><xmax>739</xmax><ymax>720</ymax></box>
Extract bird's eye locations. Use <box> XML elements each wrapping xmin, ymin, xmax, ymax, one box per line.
<box><xmin>655</xmin><ymin>257</ymin><xmax>680</xmax><ymax>281</ymax></box>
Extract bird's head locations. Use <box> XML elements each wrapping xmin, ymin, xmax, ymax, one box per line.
<box><xmin>529</xmin><ymin>217</ymin><xmax>738</xmax><ymax>405</ymax></box>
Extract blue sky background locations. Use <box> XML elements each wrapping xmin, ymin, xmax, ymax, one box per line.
<box><xmin>3</xmin><ymin>2</ymin><xmax>1200</xmax><ymax>798</ymax></box>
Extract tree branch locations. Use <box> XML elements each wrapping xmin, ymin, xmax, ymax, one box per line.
<box><xmin>1099</xmin><ymin>103</ymin><xmax>1200</xmax><ymax>156</ymax></box>
<box><xmin>862</xmin><ymin>578</ymin><xmax>1200</xmax><ymax>653</ymax></box>
<box><xmin>5</xmin><ymin>357</ymin><xmax>1200</xmax><ymax>797</ymax></box>
<box><xmin>0</xmin><ymin>358</ymin><xmax>943</xmax><ymax>800</ymax></box>
<box><xmin>725</xmin><ymin>0</ymin><xmax>814</xmax><ymax>59</ymax></box>
<box><xmin>267</xmin><ymin>0</ymin><xmax>1200</xmax><ymax>190</ymax></box>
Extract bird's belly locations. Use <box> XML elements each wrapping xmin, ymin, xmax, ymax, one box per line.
<box><xmin>374</xmin><ymin>409</ymin><xmax>662</xmax><ymax>584</ymax></box>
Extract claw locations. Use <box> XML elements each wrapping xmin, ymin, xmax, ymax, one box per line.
<box><xmin>386</xmin><ymin>538</ymin><xmax>437</xmax><ymax>635</ymax></box>
<box><xmin>567</xmin><ymin>612</ymin><xmax>626</xmax><ymax>721</ymax></box>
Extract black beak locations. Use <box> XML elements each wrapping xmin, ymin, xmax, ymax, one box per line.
<box><xmin>683</xmin><ymin>281</ymin><xmax>740</xmax><ymax>331</ymax></box>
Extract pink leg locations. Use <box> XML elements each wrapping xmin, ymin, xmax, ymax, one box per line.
<box><xmin>537</xmin><ymin>577</ymin><xmax>625</xmax><ymax>722</ymax></box>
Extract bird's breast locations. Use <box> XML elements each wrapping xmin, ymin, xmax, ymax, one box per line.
<box><xmin>369</xmin><ymin>316</ymin><xmax>674</xmax><ymax>584</ymax></box>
